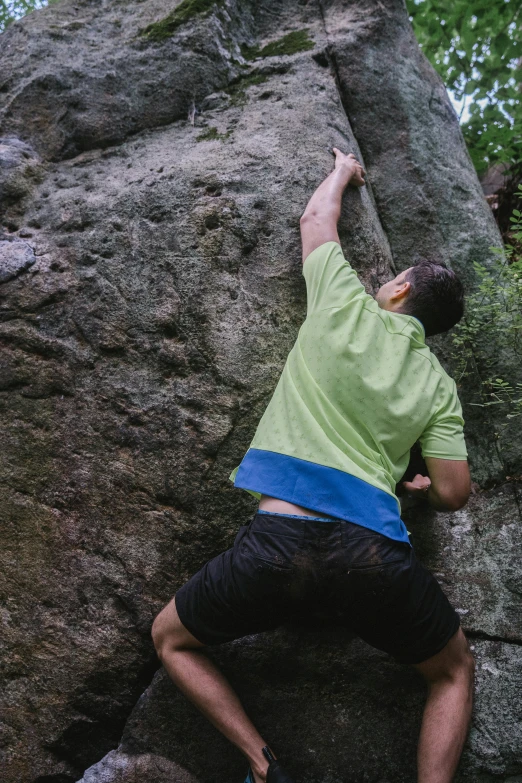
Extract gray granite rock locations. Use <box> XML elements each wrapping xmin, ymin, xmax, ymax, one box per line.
<box><xmin>0</xmin><ymin>137</ymin><xmax>43</xmax><ymax>229</ymax></box>
<box><xmin>0</xmin><ymin>0</ymin><xmax>520</xmax><ymax>782</ymax></box>
<box><xmin>405</xmin><ymin>482</ymin><xmax>522</xmax><ymax>644</ymax></box>
<box><xmin>80</xmin><ymin>750</ymin><xmax>198</xmax><ymax>783</ymax></box>
<box><xmin>77</xmin><ymin>634</ymin><xmax>522</xmax><ymax>783</ymax></box>
<box><xmin>0</xmin><ymin>0</ymin><xmax>255</xmax><ymax>161</ymax></box>
<box><xmin>0</xmin><ymin>237</ymin><xmax>36</xmax><ymax>282</ymax></box>
<box><xmin>0</xmin><ymin>138</ymin><xmax>41</xmax><ymax>203</ymax></box>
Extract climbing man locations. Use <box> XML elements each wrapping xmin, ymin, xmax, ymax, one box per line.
<box><xmin>152</xmin><ymin>148</ymin><xmax>474</xmax><ymax>783</ymax></box>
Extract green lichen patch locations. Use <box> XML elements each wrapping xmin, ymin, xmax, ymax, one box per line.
<box><xmin>241</xmin><ymin>29</ymin><xmax>314</xmax><ymax>60</ymax></box>
<box><xmin>225</xmin><ymin>73</ymin><xmax>269</xmax><ymax>105</ymax></box>
<box><xmin>140</xmin><ymin>0</ymin><xmax>224</xmax><ymax>42</ymax></box>
<box><xmin>196</xmin><ymin>126</ymin><xmax>232</xmax><ymax>142</ymax></box>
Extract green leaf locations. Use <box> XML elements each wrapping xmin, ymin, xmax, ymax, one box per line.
<box><xmin>407</xmin><ymin>0</ymin><xmax>522</xmax><ymax>172</ymax></box>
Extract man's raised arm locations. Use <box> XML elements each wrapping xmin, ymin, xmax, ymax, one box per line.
<box><xmin>299</xmin><ymin>148</ymin><xmax>365</xmax><ymax>263</ymax></box>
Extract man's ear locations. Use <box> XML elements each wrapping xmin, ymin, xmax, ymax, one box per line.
<box><xmin>390</xmin><ymin>279</ymin><xmax>411</xmax><ymax>303</ymax></box>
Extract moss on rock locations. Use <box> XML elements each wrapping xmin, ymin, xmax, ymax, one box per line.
<box><xmin>241</xmin><ymin>29</ymin><xmax>314</xmax><ymax>60</ymax></box>
<box><xmin>140</xmin><ymin>0</ymin><xmax>224</xmax><ymax>42</ymax></box>
<box><xmin>196</xmin><ymin>126</ymin><xmax>232</xmax><ymax>141</ymax></box>
<box><xmin>225</xmin><ymin>73</ymin><xmax>269</xmax><ymax>106</ymax></box>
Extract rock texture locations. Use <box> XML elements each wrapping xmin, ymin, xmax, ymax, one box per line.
<box><xmin>79</xmin><ymin>630</ymin><xmax>522</xmax><ymax>783</ymax></box>
<box><xmin>0</xmin><ymin>236</ymin><xmax>37</xmax><ymax>283</ymax></box>
<box><xmin>0</xmin><ymin>1</ymin><xmax>520</xmax><ymax>782</ymax></box>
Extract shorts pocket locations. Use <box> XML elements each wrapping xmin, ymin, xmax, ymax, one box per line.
<box><xmin>238</xmin><ymin>529</ymin><xmax>300</xmax><ymax>570</ymax></box>
<box><xmin>342</xmin><ymin>532</ymin><xmax>410</xmax><ymax>570</ymax></box>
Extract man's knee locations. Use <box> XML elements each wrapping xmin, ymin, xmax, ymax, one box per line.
<box><xmin>151</xmin><ymin>595</ymin><xmax>204</xmax><ymax>660</ymax></box>
<box><xmin>450</xmin><ymin>639</ymin><xmax>475</xmax><ymax>687</ymax></box>
<box><xmin>151</xmin><ymin>596</ymin><xmax>183</xmax><ymax>659</ymax></box>
<box><xmin>415</xmin><ymin>627</ymin><xmax>475</xmax><ymax>686</ymax></box>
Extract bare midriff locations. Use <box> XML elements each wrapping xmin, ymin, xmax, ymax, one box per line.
<box><xmin>258</xmin><ymin>494</ymin><xmax>334</xmax><ymax>519</ymax></box>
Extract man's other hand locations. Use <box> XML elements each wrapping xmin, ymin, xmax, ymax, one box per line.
<box><xmin>402</xmin><ymin>459</ymin><xmax>471</xmax><ymax>512</ymax></box>
<box><xmin>402</xmin><ymin>473</ymin><xmax>432</xmax><ymax>499</ymax></box>
<box><xmin>332</xmin><ymin>148</ymin><xmax>365</xmax><ymax>187</ymax></box>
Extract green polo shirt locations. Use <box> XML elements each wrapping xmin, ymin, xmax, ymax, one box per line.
<box><xmin>230</xmin><ymin>242</ymin><xmax>467</xmax><ymax>542</ymax></box>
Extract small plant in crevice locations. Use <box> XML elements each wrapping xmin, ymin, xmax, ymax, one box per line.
<box><xmin>196</xmin><ymin>126</ymin><xmax>232</xmax><ymax>142</ymax></box>
<box><xmin>240</xmin><ymin>29</ymin><xmax>315</xmax><ymax>61</ymax></box>
<box><xmin>450</xmin><ymin>184</ymin><xmax>522</xmax><ymax>424</ymax></box>
<box><xmin>225</xmin><ymin>73</ymin><xmax>270</xmax><ymax>106</ymax></box>
<box><xmin>140</xmin><ymin>0</ymin><xmax>224</xmax><ymax>42</ymax></box>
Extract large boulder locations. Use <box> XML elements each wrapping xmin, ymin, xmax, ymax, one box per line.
<box><xmin>79</xmin><ymin>629</ymin><xmax>522</xmax><ymax>783</ymax></box>
<box><xmin>0</xmin><ymin>1</ymin><xmax>520</xmax><ymax>782</ymax></box>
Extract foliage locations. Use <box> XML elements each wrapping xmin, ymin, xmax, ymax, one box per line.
<box><xmin>451</xmin><ymin>185</ymin><xmax>522</xmax><ymax>419</ymax></box>
<box><xmin>0</xmin><ymin>0</ymin><xmax>49</xmax><ymax>32</ymax></box>
<box><xmin>406</xmin><ymin>0</ymin><xmax>522</xmax><ymax>175</ymax></box>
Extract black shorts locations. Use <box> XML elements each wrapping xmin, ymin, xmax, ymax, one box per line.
<box><xmin>175</xmin><ymin>511</ymin><xmax>460</xmax><ymax>665</ymax></box>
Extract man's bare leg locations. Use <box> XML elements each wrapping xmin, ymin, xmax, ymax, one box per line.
<box><xmin>414</xmin><ymin>627</ymin><xmax>475</xmax><ymax>783</ymax></box>
<box><xmin>152</xmin><ymin>597</ymin><xmax>270</xmax><ymax>783</ymax></box>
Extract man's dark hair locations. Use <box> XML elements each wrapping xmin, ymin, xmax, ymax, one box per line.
<box><xmin>398</xmin><ymin>260</ymin><xmax>464</xmax><ymax>337</ymax></box>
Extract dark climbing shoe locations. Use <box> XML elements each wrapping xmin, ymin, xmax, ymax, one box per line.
<box><xmin>266</xmin><ymin>758</ymin><xmax>295</xmax><ymax>783</ymax></box>
<box><xmin>265</xmin><ymin>745</ymin><xmax>295</xmax><ymax>783</ymax></box>
<box><xmin>243</xmin><ymin>763</ymin><xmax>295</xmax><ymax>783</ymax></box>
<box><xmin>243</xmin><ymin>747</ymin><xmax>295</xmax><ymax>783</ymax></box>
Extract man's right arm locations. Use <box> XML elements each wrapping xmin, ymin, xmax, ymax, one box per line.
<box><xmin>300</xmin><ymin>148</ymin><xmax>365</xmax><ymax>263</ymax></box>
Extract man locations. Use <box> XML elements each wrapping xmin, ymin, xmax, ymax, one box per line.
<box><xmin>152</xmin><ymin>148</ymin><xmax>474</xmax><ymax>783</ymax></box>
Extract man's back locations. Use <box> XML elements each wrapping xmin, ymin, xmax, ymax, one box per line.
<box><xmin>230</xmin><ymin>242</ymin><xmax>468</xmax><ymax>542</ymax></box>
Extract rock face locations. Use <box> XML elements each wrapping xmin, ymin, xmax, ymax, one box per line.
<box><xmin>0</xmin><ymin>1</ymin><xmax>520</xmax><ymax>782</ymax></box>
<box><xmin>0</xmin><ymin>236</ymin><xmax>36</xmax><ymax>283</ymax></box>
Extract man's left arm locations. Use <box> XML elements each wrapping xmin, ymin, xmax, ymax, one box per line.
<box><xmin>403</xmin><ymin>459</ymin><xmax>471</xmax><ymax>512</ymax></box>
<box><xmin>402</xmin><ymin>384</ymin><xmax>470</xmax><ymax>511</ymax></box>
<box><xmin>299</xmin><ymin>148</ymin><xmax>365</xmax><ymax>263</ymax></box>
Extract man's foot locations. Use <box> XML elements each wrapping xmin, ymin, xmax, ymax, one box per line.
<box><xmin>266</xmin><ymin>759</ymin><xmax>296</xmax><ymax>782</ymax></box>
<box><xmin>245</xmin><ymin>763</ymin><xmax>295</xmax><ymax>783</ymax></box>
<box><xmin>245</xmin><ymin>747</ymin><xmax>296</xmax><ymax>783</ymax></box>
